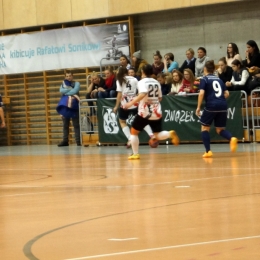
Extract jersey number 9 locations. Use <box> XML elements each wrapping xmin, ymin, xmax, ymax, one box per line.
<box><xmin>212</xmin><ymin>81</ymin><xmax>222</xmax><ymax>97</ymax></box>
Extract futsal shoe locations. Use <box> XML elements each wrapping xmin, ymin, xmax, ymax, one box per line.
<box><xmin>202</xmin><ymin>151</ymin><xmax>213</xmax><ymax>158</ymax></box>
<box><xmin>128</xmin><ymin>154</ymin><xmax>140</xmax><ymax>160</ymax></box>
<box><xmin>58</xmin><ymin>141</ymin><xmax>69</xmax><ymax>147</ymax></box>
<box><xmin>169</xmin><ymin>130</ymin><xmax>180</xmax><ymax>145</ymax></box>
<box><xmin>230</xmin><ymin>137</ymin><xmax>238</xmax><ymax>152</ymax></box>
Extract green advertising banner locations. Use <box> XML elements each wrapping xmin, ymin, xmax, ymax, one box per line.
<box><xmin>97</xmin><ymin>91</ymin><xmax>243</xmax><ymax>143</ymax></box>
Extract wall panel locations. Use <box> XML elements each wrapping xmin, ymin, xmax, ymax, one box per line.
<box><xmin>0</xmin><ymin>0</ymin><xmax>3</xmax><ymax>30</ymax></box>
<box><xmin>35</xmin><ymin>0</ymin><xmax>72</xmax><ymax>26</ymax></box>
<box><xmin>3</xmin><ymin>0</ymin><xmax>37</xmax><ymax>29</ymax></box>
<box><xmin>135</xmin><ymin>1</ymin><xmax>258</xmax><ymax>66</ymax></box>
<box><xmin>71</xmin><ymin>0</ymin><xmax>109</xmax><ymax>21</ymax></box>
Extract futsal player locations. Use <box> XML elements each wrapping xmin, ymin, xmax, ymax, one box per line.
<box><xmin>123</xmin><ymin>64</ymin><xmax>179</xmax><ymax>160</ymax></box>
<box><xmin>196</xmin><ymin>60</ymin><xmax>238</xmax><ymax>158</ymax></box>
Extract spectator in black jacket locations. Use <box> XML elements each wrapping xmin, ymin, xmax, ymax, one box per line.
<box><xmin>243</xmin><ymin>40</ymin><xmax>260</xmax><ymax>69</ymax></box>
<box><xmin>217</xmin><ymin>57</ymin><xmax>233</xmax><ymax>83</ymax></box>
<box><xmin>179</xmin><ymin>48</ymin><xmax>196</xmax><ymax>75</ymax></box>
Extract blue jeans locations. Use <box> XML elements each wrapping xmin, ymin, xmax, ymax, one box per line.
<box><xmin>98</xmin><ymin>90</ymin><xmax>116</xmax><ymax>98</ymax></box>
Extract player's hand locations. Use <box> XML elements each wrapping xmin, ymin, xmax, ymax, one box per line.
<box><xmin>1</xmin><ymin>122</ymin><xmax>6</xmax><ymax>128</ymax></box>
<box><xmin>123</xmin><ymin>103</ymin><xmax>129</xmax><ymax>110</ymax></box>
<box><xmin>113</xmin><ymin>107</ymin><xmax>118</xmax><ymax>113</ymax></box>
<box><xmin>196</xmin><ymin>108</ymin><xmax>201</xmax><ymax>117</ymax></box>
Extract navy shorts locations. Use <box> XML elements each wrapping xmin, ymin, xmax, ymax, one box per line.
<box><xmin>132</xmin><ymin>114</ymin><xmax>162</xmax><ymax>133</ymax></box>
<box><xmin>118</xmin><ymin>107</ymin><xmax>138</xmax><ymax>120</ymax></box>
<box><xmin>200</xmin><ymin>109</ymin><xmax>227</xmax><ymax>128</ymax></box>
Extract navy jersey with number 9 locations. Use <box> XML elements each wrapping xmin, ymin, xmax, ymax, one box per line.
<box><xmin>199</xmin><ymin>75</ymin><xmax>227</xmax><ymax>111</ymax></box>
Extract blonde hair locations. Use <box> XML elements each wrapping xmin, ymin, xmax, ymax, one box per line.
<box><xmin>186</xmin><ymin>48</ymin><xmax>195</xmax><ymax>55</ymax></box>
<box><xmin>183</xmin><ymin>68</ymin><xmax>195</xmax><ymax>85</ymax></box>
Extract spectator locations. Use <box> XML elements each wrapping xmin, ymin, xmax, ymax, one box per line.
<box><xmin>195</xmin><ymin>47</ymin><xmax>210</xmax><ymax>78</ymax></box>
<box><xmin>157</xmin><ymin>73</ymin><xmax>171</xmax><ymax>95</ymax></box>
<box><xmin>0</xmin><ymin>95</ymin><xmax>5</xmax><ymax>128</ymax></box>
<box><xmin>86</xmin><ymin>72</ymin><xmax>106</xmax><ymax>115</ymax></box>
<box><xmin>169</xmin><ymin>70</ymin><xmax>183</xmax><ymax>95</ymax></box>
<box><xmin>119</xmin><ymin>55</ymin><xmax>131</xmax><ymax>70</ymax></box>
<box><xmin>178</xmin><ymin>69</ymin><xmax>197</xmax><ymax>94</ymax></box>
<box><xmin>131</xmin><ymin>50</ymin><xmax>148</xmax><ymax>78</ymax></box>
<box><xmin>152</xmin><ymin>50</ymin><xmax>164</xmax><ymax>76</ymax></box>
<box><xmin>226</xmin><ymin>42</ymin><xmax>242</xmax><ymax>67</ymax></box>
<box><xmin>226</xmin><ymin>59</ymin><xmax>251</xmax><ymax>92</ymax></box>
<box><xmin>97</xmin><ymin>66</ymin><xmax>117</xmax><ymax>98</ymax></box>
<box><xmin>56</xmin><ymin>70</ymin><xmax>81</xmax><ymax>147</ymax></box>
<box><xmin>179</xmin><ymin>48</ymin><xmax>196</xmax><ymax>75</ymax></box>
<box><xmin>128</xmin><ymin>67</ymin><xmax>140</xmax><ymax>81</ymax></box>
<box><xmin>163</xmin><ymin>52</ymin><xmax>179</xmax><ymax>73</ymax></box>
<box><xmin>243</xmin><ymin>40</ymin><xmax>260</xmax><ymax>69</ymax></box>
<box><xmin>217</xmin><ymin>57</ymin><xmax>233</xmax><ymax>83</ymax></box>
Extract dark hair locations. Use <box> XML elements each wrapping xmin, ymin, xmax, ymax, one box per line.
<box><xmin>164</xmin><ymin>52</ymin><xmax>174</xmax><ymax>61</ymax></box>
<box><xmin>219</xmin><ymin>57</ymin><xmax>227</xmax><ymax>65</ymax></box>
<box><xmin>120</xmin><ymin>55</ymin><xmax>131</xmax><ymax>65</ymax></box>
<box><xmin>204</xmin><ymin>60</ymin><xmax>215</xmax><ymax>73</ymax></box>
<box><xmin>154</xmin><ymin>50</ymin><xmax>162</xmax><ymax>59</ymax></box>
<box><xmin>116</xmin><ymin>67</ymin><xmax>128</xmax><ymax>86</ymax></box>
<box><xmin>227</xmin><ymin>42</ymin><xmax>239</xmax><ymax>58</ymax></box>
<box><xmin>141</xmin><ymin>64</ymin><xmax>153</xmax><ymax>77</ymax></box>
<box><xmin>231</xmin><ymin>59</ymin><xmax>243</xmax><ymax>67</ymax></box>
<box><xmin>64</xmin><ymin>70</ymin><xmax>73</xmax><ymax>75</ymax></box>
<box><xmin>247</xmin><ymin>40</ymin><xmax>260</xmax><ymax>54</ymax></box>
<box><xmin>128</xmin><ymin>66</ymin><xmax>135</xmax><ymax>71</ymax></box>
<box><xmin>198</xmin><ymin>47</ymin><xmax>207</xmax><ymax>55</ymax></box>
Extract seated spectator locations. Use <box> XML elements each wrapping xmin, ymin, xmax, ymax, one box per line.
<box><xmin>86</xmin><ymin>72</ymin><xmax>106</xmax><ymax>115</ymax></box>
<box><xmin>0</xmin><ymin>96</ymin><xmax>5</xmax><ymax>128</ymax></box>
<box><xmin>217</xmin><ymin>57</ymin><xmax>233</xmax><ymax>83</ymax></box>
<box><xmin>97</xmin><ymin>66</ymin><xmax>117</xmax><ymax>98</ymax></box>
<box><xmin>195</xmin><ymin>47</ymin><xmax>210</xmax><ymax>78</ymax></box>
<box><xmin>226</xmin><ymin>59</ymin><xmax>251</xmax><ymax>92</ymax></box>
<box><xmin>131</xmin><ymin>50</ymin><xmax>148</xmax><ymax>78</ymax></box>
<box><xmin>169</xmin><ymin>70</ymin><xmax>183</xmax><ymax>95</ymax></box>
<box><xmin>243</xmin><ymin>40</ymin><xmax>260</xmax><ymax>70</ymax></box>
<box><xmin>163</xmin><ymin>52</ymin><xmax>179</xmax><ymax>73</ymax></box>
<box><xmin>178</xmin><ymin>69</ymin><xmax>197</xmax><ymax>94</ymax></box>
<box><xmin>120</xmin><ymin>55</ymin><xmax>131</xmax><ymax>70</ymax></box>
<box><xmin>128</xmin><ymin>67</ymin><xmax>140</xmax><ymax>81</ymax></box>
<box><xmin>157</xmin><ymin>73</ymin><xmax>171</xmax><ymax>95</ymax></box>
<box><xmin>179</xmin><ymin>48</ymin><xmax>196</xmax><ymax>75</ymax></box>
<box><xmin>226</xmin><ymin>42</ymin><xmax>242</xmax><ymax>66</ymax></box>
<box><xmin>152</xmin><ymin>50</ymin><xmax>164</xmax><ymax>76</ymax></box>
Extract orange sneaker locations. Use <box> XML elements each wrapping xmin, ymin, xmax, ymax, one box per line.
<box><xmin>230</xmin><ymin>137</ymin><xmax>238</xmax><ymax>152</ymax></box>
<box><xmin>169</xmin><ymin>130</ymin><xmax>179</xmax><ymax>145</ymax></box>
<box><xmin>202</xmin><ymin>151</ymin><xmax>213</xmax><ymax>158</ymax></box>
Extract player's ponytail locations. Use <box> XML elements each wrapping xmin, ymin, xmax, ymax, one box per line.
<box><xmin>204</xmin><ymin>60</ymin><xmax>215</xmax><ymax>74</ymax></box>
<box><xmin>116</xmin><ymin>67</ymin><xmax>127</xmax><ymax>86</ymax></box>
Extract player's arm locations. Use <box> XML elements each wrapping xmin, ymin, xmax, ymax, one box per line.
<box><xmin>224</xmin><ymin>90</ymin><xmax>229</xmax><ymax>99</ymax></box>
<box><xmin>113</xmin><ymin>91</ymin><xmax>122</xmax><ymax>113</ymax></box>
<box><xmin>124</xmin><ymin>92</ymin><xmax>146</xmax><ymax>109</ymax></box>
<box><xmin>196</xmin><ymin>89</ymin><xmax>205</xmax><ymax>117</ymax></box>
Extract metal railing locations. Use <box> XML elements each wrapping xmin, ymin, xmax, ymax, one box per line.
<box><xmin>250</xmin><ymin>88</ymin><xmax>260</xmax><ymax>141</ymax></box>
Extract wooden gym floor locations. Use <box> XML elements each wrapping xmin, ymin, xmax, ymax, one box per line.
<box><xmin>0</xmin><ymin>142</ymin><xmax>260</xmax><ymax>260</ymax></box>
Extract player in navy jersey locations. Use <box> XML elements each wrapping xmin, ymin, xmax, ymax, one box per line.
<box><xmin>196</xmin><ymin>60</ymin><xmax>238</xmax><ymax>158</ymax></box>
<box><xmin>123</xmin><ymin>64</ymin><xmax>179</xmax><ymax>160</ymax></box>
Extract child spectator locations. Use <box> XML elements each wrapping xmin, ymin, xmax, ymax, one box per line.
<box><xmin>169</xmin><ymin>70</ymin><xmax>183</xmax><ymax>95</ymax></box>
<box><xmin>157</xmin><ymin>73</ymin><xmax>171</xmax><ymax>95</ymax></box>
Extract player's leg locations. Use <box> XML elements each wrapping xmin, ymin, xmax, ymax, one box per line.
<box><xmin>128</xmin><ymin>115</ymin><xmax>147</xmax><ymax>159</ymax></box>
<box><xmin>215</xmin><ymin>112</ymin><xmax>238</xmax><ymax>152</ymax></box>
<box><xmin>200</xmin><ymin>110</ymin><xmax>214</xmax><ymax>157</ymax></box>
<box><xmin>149</xmin><ymin>119</ymin><xmax>179</xmax><ymax>146</ymax></box>
<box><xmin>118</xmin><ymin>108</ymin><xmax>131</xmax><ymax>148</ymax></box>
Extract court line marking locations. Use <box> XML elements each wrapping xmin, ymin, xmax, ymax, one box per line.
<box><xmin>1</xmin><ymin>172</ymin><xmax>260</xmax><ymax>197</ymax></box>
<box><xmin>65</xmin><ymin>235</ymin><xmax>260</xmax><ymax>260</ymax></box>
<box><xmin>108</xmin><ymin>238</ymin><xmax>138</xmax><ymax>241</ymax></box>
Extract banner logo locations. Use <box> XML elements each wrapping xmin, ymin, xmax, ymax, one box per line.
<box><xmin>102</xmin><ymin>107</ymin><xmax>119</xmax><ymax>134</ymax></box>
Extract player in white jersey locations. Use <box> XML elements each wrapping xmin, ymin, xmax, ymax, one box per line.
<box><xmin>114</xmin><ymin>67</ymin><xmax>153</xmax><ymax>148</ymax></box>
<box><xmin>123</xmin><ymin>64</ymin><xmax>180</xmax><ymax>160</ymax></box>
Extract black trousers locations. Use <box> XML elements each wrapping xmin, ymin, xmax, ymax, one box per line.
<box><xmin>62</xmin><ymin>116</ymin><xmax>80</xmax><ymax>144</ymax></box>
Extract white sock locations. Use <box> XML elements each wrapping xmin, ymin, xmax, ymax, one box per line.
<box><xmin>130</xmin><ymin>135</ymin><xmax>139</xmax><ymax>154</ymax></box>
<box><xmin>144</xmin><ymin>125</ymin><xmax>153</xmax><ymax>137</ymax></box>
<box><xmin>157</xmin><ymin>131</ymin><xmax>170</xmax><ymax>140</ymax></box>
<box><xmin>122</xmin><ymin>126</ymin><xmax>131</xmax><ymax>140</ymax></box>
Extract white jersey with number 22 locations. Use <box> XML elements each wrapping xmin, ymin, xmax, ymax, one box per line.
<box><xmin>137</xmin><ymin>77</ymin><xmax>162</xmax><ymax>120</ymax></box>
